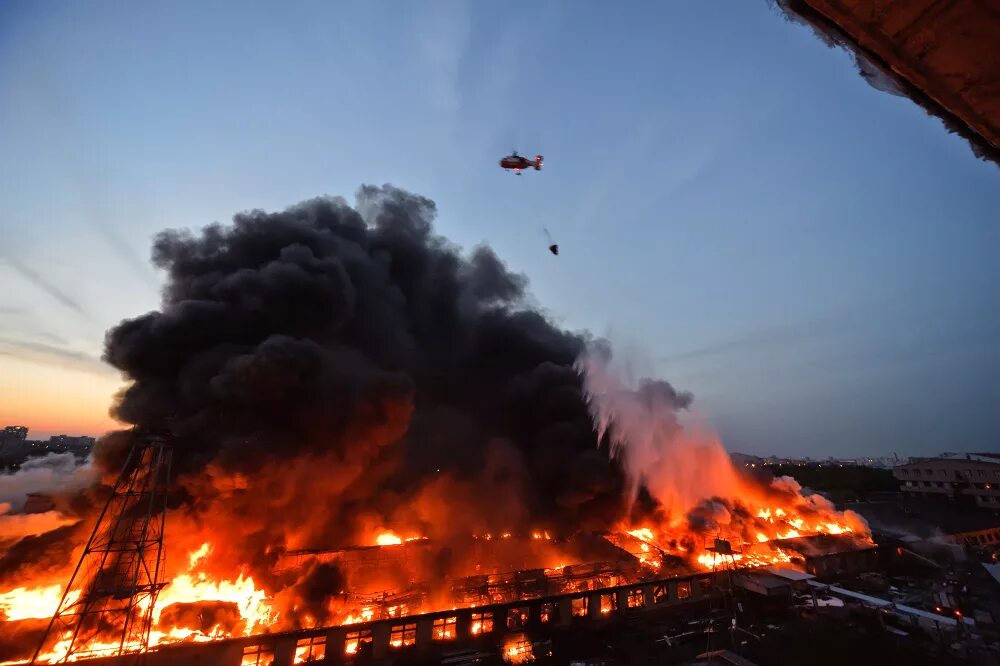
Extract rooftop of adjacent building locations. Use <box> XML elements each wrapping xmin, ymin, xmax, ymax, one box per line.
<box><xmin>848</xmin><ymin>496</ymin><xmax>1000</xmax><ymax>540</ymax></box>
<box><xmin>895</xmin><ymin>453</ymin><xmax>1000</xmax><ymax>470</ymax></box>
<box><xmin>777</xmin><ymin>0</ymin><xmax>1000</xmax><ymax>166</ymax></box>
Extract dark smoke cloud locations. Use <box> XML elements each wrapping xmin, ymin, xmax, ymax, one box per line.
<box><xmin>0</xmin><ymin>337</ymin><xmax>111</xmax><ymax>376</ymax></box>
<box><xmin>101</xmin><ymin>185</ymin><xmax>631</xmax><ymax>540</ymax></box>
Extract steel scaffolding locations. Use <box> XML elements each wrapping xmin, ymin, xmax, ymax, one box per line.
<box><xmin>32</xmin><ymin>430</ymin><xmax>172</xmax><ymax>664</ymax></box>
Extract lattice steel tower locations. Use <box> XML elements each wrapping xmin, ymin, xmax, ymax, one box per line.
<box><xmin>32</xmin><ymin>429</ymin><xmax>172</xmax><ymax>663</ymax></box>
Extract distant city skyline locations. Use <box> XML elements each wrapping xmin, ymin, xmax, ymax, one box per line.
<box><xmin>1</xmin><ymin>1</ymin><xmax>997</xmax><ymax>456</ymax></box>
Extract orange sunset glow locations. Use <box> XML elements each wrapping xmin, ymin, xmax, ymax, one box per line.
<box><xmin>0</xmin><ymin>355</ymin><xmax>122</xmax><ymax>439</ymax></box>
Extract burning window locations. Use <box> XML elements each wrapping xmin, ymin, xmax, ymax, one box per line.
<box><xmin>432</xmin><ymin>616</ymin><xmax>457</xmax><ymax>640</ymax></box>
<box><xmin>677</xmin><ymin>581</ymin><xmax>691</xmax><ymax>600</ymax></box>
<box><xmin>386</xmin><ymin>604</ymin><xmax>409</xmax><ymax>618</ymax></box>
<box><xmin>627</xmin><ymin>589</ymin><xmax>644</xmax><ymax>608</ymax></box>
<box><xmin>652</xmin><ymin>584</ymin><xmax>668</xmax><ymax>604</ymax></box>
<box><xmin>389</xmin><ymin>623</ymin><xmax>416</xmax><ymax>648</ymax></box>
<box><xmin>507</xmin><ymin>606</ymin><xmax>529</xmax><ymax>629</ymax></box>
<box><xmin>241</xmin><ymin>644</ymin><xmax>275</xmax><ymax>666</ymax></box>
<box><xmin>599</xmin><ymin>593</ymin><xmax>617</xmax><ymax>615</ymax></box>
<box><xmin>471</xmin><ymin>611</ymin><xmax>494</xmax><ymax>635</ymax></box>
<box><xmin>699</xmin><ymin>577</ymin><xmax>712</xmax><ymax>596</ymax></box>
<box><xmin>504</xmin><ymin>636</ymin><xmax>534</xmax><ymax>664</ymax></box>
<box><xmin>294</xmin><ymin>636</ymin><xmax>326</xmax><ymax>663</ymax></box>
<box><xmin>540</xmin><ymin>602</ymin><xmax>555</xmax><ymax>623</ymax></box>
<box><xmin>571</xmin><ymin>596</ymin><xmax>588</xmax><ymax>617</ymax></box>
<box><xmin>344</xmin><ymin>629</ymin><xmax>372</xmax><ymax>655</ymax></box>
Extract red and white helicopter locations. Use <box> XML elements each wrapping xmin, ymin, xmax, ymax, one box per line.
<box><xmin>499</xmin><ymin>150</ymin><xmax>543</xmax><ymax>175</ymax></box>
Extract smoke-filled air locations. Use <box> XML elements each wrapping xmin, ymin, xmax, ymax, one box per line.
<box><xmin>0</xmin><ymin>186</ymin><xmax>870</xmax><ymax>663</ymax></box>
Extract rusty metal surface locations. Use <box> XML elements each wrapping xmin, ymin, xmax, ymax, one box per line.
<box><xmin>781</xmin><ymin>0</ymin><xmax>1000</xmax><ymax>163</ymax></box>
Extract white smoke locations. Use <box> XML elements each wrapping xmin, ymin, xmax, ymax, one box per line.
<box><xmin>576</xmin><ymin>343</ymin><xmax>744</xmax><ymax>514</ymax></box>
<box><xmin>0</xmin><ymin>452</ymin><xmax>96</xmax><ymax>512</ymax></box>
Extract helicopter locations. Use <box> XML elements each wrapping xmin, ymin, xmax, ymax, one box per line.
<box><xmin>499</xmin><ymin>150</ymin><xmax>543</xmax><ymax>175</ymax></box>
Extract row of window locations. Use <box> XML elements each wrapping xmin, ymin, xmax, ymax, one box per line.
<box><xmin>243</xmin><ymin>635</ymin><xmax>328</xmax><ymax>665</ymax></box>
<box><xmin>904</xmin><ymin>480</ymin><xmax>949</xmax><ymax>488</ymax></box>
<box><xmin>241</xmin><ymin>578</ymin><xmax>712</xmax><ymax>663</ymax></box>
<box><xmin>343</xmin><ymin>612</ymin><xmax>494</xmax><ymax>656</ymax></box>
<box><xmin>898</xmin><ymin>467</ymin><xmax>999</xmax><ymax>479</ymax></box>
<box><xmin>903</xmin><ymin>481</ymin><xmax>999</xmax><ymax>495</ymax></box>
<box><xmin>964</xmin><ymin>531</ymin><xmax>1000</xmax><ymax>546</ymax></box>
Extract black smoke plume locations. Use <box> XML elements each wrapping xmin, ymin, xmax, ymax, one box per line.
<box><xmin>102</xmin><ymin>185</ymin><xmax>633</xmax><ymax>547</ymax></box>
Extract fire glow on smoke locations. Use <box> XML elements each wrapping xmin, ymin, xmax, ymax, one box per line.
<box><xmin>0</xmin><ymin>188</ymin><xmax>869</xmax><ymax>663</ymax></box>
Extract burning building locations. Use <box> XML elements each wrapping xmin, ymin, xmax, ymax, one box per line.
<box><xmin>0</xmin><ymin>186</ymin><xmax>872</xmax><ymax>665</ymax></box>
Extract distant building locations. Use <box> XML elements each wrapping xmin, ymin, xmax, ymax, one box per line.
<box><xmin>894</xmin><ymin>453</ymin><xmax>1000</xmax><ymax>509</ymax></box>
<box><xmin>48</xmin><ymin>434</ymin><xmax>96</xmax><ymax>448</ymax></box>
<box><xmin>730</xmin><ymin>452</ymin><xmax>764</xmax><ymax>467</ymax></box>
<box><xmin>1</xmin><ymin>425</ymin><xmax>28</xmax><ymax>442</ymax></box>
<box><xmin>852</xmin><ymin>496</ymin><xmax>1000</xmax><ymax>550</ymax></box>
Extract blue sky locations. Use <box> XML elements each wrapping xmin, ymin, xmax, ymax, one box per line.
<box><xmin>1</xmin><ymin>1</ymin><xmax>997</xmax><ymax>456</ymax></box>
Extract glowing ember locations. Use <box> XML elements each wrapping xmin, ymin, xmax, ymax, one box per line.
<box><xmin>154</xmin><ymin>570</ymin><xmax>273</xmax><ymax>632</ymax></box>
<box><xmin>343</xmin><ymin>607</ymin><xmax>375</xmax><ymax>625</ymax></box>
<box><xmin>375</xmin><ymin>532</ymin><xmax>403</xmax><ymax>546</ymax></box>
<box><xmin>504</xmin><ymin>633</ymin><xmax>534</xmax><ymax>663</ymax></box>
<box><xmin>0</xmin><ymin>585</ymin><xmax>79</xmax><ymax>622</ymax></box>
<box><xmin>628</xmin><ymin>527</ymin><xmax>656</xmax><ymax>543</ymax></box>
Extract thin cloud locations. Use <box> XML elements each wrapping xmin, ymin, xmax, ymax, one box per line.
<box><xmin>0</xmin><ymin>255</ymin><xmax>89</xmax><ymax>319</ymax></box>
<box><xmin>415</xmin><ymin>0</ymin><xmax>470</xmax><ymax>114</ymax></box>
<box><xmin>25</xmin><ymin>330</ymin><xmax>69</xmax><ymax>346</ymax></box>
<box><xmin>659</xmin><ymin>320</ymin><xmax>829</xmax><ymax>365</ymax></box>
<box><xmin>88</xmin><ymin>213</ymin><xmax>158</xmax><ymax>288</ymax></box>
<box><xmin>0</xmin><ymin>337</ymin><xmax>112</xmax><ymax>375</ymax></box>
<box><xmin>15</xmin><ymin>61</ymin><xmax>158</xmax><ymax>287</ymax></box>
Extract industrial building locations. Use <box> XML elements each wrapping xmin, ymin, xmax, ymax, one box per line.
<box><xmin>893</xmin><ymin>453</ymin><xmax>1000</xmax><ymax>509</ymax></box>
<box><xmin>61</xmin><ymin>569</ymin><xmax>724</xmax><ymax>666</ymax></box>
<box><xmin>11</xmin><ymin>531</ymin><xmax>880</xmax><ymax>666</ymax></box>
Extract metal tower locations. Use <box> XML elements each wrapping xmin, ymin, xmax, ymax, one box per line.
<box><xmin>32</xmin><ymin>429</ymin><xmax>172</xmax><ymax>664</ymax></box>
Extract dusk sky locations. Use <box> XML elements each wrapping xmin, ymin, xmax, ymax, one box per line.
<box><xmin>1</xmin><ymin>1</ymin><xmax>997</xmax><ymax>457</ymax></box>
